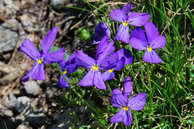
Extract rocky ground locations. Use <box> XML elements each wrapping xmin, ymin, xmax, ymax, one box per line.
<box><xmin>0</xmin><ymin>0</ymin><xmax>95</xmax><ymax>128</ymax></box>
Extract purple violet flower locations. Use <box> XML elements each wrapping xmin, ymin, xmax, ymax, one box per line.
<box><xmin>93</xmin><ymin>22</ymin><xmax>111</xmax><ymax>44</ymax></box>
<box><xmin>130</xmin><ymin>22</ymin><xmax>166</xmax><ymax>63</ymax></box>
<box><xmin>116</xmin><ymin>48</ymin><xmax>134</xmax><ymax>66</ymax></box>
<box><xmin>109</xmin><ymin>3</ymin><xmax>150</xmax><ymax>43</ymax></box>
<box><xmin>58</xmin><ymin>53</ymin><xmax>77</xmax><ymax>88</ymax></box>
<box><xmin>76</xmin><ymin>38</ymin><xmax>118</xmax><ymax>90</ymax></box>
<box><xmin>20</xmin><ymin>27</ymin><xmax>65</xmax><ymax>81</ymax></box>
<box><xmin>110</xmin><ymin>77</ymin><xmax>147</xmax><ymax>126</ymax></box>
<box><xmin>102</xmin><ymin>49</ymin><xmax>133</xmax><ymax>81</ymax></box>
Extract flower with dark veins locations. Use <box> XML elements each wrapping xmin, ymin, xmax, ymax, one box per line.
<box><xmin>102</xmin><ymin>48</ymin><xmax>133</xmax><ymax>81</ymax></box>
<box><xmin>109</xmin><ymin>3</ymin><xmax>150</xmax><ymax>43</ymax></box>
<box><xmin>110</xmin><ymin>77</ymin><xmax>147</xmax><ymax>126</ymax></box>
<box><xmin>130</xmin><ymin>22</ymin><xmax>166</xmax><ymax>63</ymax></box>
<box><xmin>20</xmin><ymin>27</ymin><xmax>65</xmax><ymax>81</ymax></box>
<box><xmin>58</xmin><ymin>53</ymin><xmax>77</xmax><ymax>88</ymax></box>
<box><xmin>76</xmin><ymin>38</ymin><xmax>118</xmax><ymax>90</ymax></box>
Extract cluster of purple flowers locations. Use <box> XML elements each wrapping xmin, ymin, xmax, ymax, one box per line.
<box><xmin>20</xmin><ymin>3</ymin><xmax>166</xmax><ymax>126</ymax></box>
<box><xmin>109</xmin><ymin>3</ymin><xmax>166</xmax><ymax>64</ymax></box>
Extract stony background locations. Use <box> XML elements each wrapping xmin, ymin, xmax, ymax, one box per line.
<box><xmin>0</xmin><ymin>0</ymin><xmax>94</xmax><ymax>128</ymax></box>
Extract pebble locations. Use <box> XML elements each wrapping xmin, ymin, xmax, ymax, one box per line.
<box><xmin>23</xmin><ymin>81</ymin><xmax>42</xmax><ymax>96</ymax></box>
<box><xmin>51</xmin><ymin>0</ymin><xmax>67</xmax><ymax>11</ymax></box>
<box><xmin>16</xmin><ymin>96</ymin><xmax>31</xmax><ymax>113</ymax></box>
<box><xmin>0</xmin><ymin>0</ymin><xmax>19</xmax><ymax>18</ymax></box>
<box><xmin>19</xmin><ymin>14</ymin><xmax>39</xmax><ymax>32</ymax></box>
<box><xmin>3</xmin><ymin>94</ymin><xmax>30</xmax><ymax>113</ymax></box>
<box><xmin>0</xmin><ymin>21</ymin><xmax>20</xmax><ymax>53</ymax></box>
<box><xmin>16</xmin><ymin>124</ymin><xmax>32</xmax><ymax>129</ymax></box>
<box><xmin>3</xmin><ymin>109</ymin><xmax>13</xmax><ymax>117</ymax></box>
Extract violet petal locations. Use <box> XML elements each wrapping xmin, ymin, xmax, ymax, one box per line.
<box><xmin>44</xmin><ymin>48</ymin><xmax>65</xmax><ymax>64</ymax></box>
<box><xmin>93</xmin><ymin>22</ymin><xmax>111</xmax><ymax>44</ymax></box>
<box><xmin>20</xmin><ymin>39</ymin><xmax>40</xmax><ymax>60</ymax></box>
<box><xmin>127</xmin><ymin>93</ymin><xmax>147</xmax><ymax>111</ymax></box>
<box><xmin>123</xmin><ymin>77</ymin><xmax>133</xmax><ymax>97</ymax></box>
<box><xmin>102</xmin><ymin>71</ymin><xmax>115</xmax><ymax>81</ymax></box>
<box><xmin>41</xmin><ymin>27</ymin><xmax>59</xmax><ymax>54</ymax></box>
<box><xmin>130</xmin><ymin>28</ymin><xmax>147</xmax><ymax>42</ymax></box>
<box><xmin>150</xmin><ymin>36</ymin><xmax>166</xmax><ymax>49</ymax></box>
<box><xmin>110</xmin><ymin>109</ymin><xmax>125</xmax><ymax>123</ymax></box>
<box><xmin>116</xmin><ymin>24</ymin><xmax>130</xmax><ymax>43</ymax></box>
<box><xmin>58</xmin><ymin>75</ymin><xmax>69</xmax><ymax>88</ymax></box>
<box><xmin>75</xmin><ymin>50</ymin><xmax>95</xmax><ymax>69</ymax></box>
<box><xmin>143</xmin><ymin>50</ymin><xmax>163</xmax><ymax>64</ymax></box>
<box><xmin>123</xmin><ymin>110</ymin><xmax>133</xmax><ymax>126</ymax></box>
<box><xmin>130</xmin><ymin>37</ymin><xmax>147</xmax><ymax>50</ymax></box>
<box><xmin>112</xmin><ymin>89</ymin><xmax>128</xmax><ymax>108</ymax></box>
<box><xmin>109</xmin><ymin>9</ymin><xmax>128</xmax><ymax>22</ymax></box>
<box><xmin>128</xmin><ymin>12</ymin><xmax>150</xmax><ymax>27</ymax></box>
<box><xmin>116</xmin><ymin>49</ymin><xmax>133</xmax><ymax>66</ymax></box>
<box><xmin>96</xmin><ymin>39</ymin><xmax>115</xmax><ymax>65</ymax></box>
<box><xmin>79</xmin><ymin>70</ymin><xmax>95</xmax><ymax>86</ymax></box>
<box><xmin>122</xmin><ymin>3</ymin><xmax>134</xmax><ymax>13</ymax></box>
<box><xmin>144</xmin><ymin>22</ymin><xmax>159</xmax><ymax>42</ymax></box>
<box><xmin>94</xmin><ymin>71</ymin><xmax>106</xmax><ymax>90</ymax></box>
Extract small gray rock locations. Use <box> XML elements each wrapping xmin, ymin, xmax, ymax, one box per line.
<box><xmin>3</xmin><ymin>109</ymin><xmax>13</xmax><ymax>117</ymax></box>
<box><xmin>24</xmin><ymin>81</ymin><xmax>42</xmax><ymax>96</ymax></box>
<box><xmin>0</xmin><ymin>105</ymin><xmax>13</xmax><ymax>117</ymax></box>
<box><xmin>15</xmin><ymin>96</ymin><xmax>31</xmax><ymax>113</ymax></box>
<box><xmin>0</xmin><ymin>0</ymin><xmax>19</xmax><ymax>18</ymax></box>
<box><xmin>16</xmin><ymin>124</ymin><xmax>32</xmax><ymax>129</ymax></box>
<box><xmin>19</xmin><ymin>14</ymin><xmax>39</xmax><ymax>32</ymax></box>
<box><xmin>51</xmin><ymin>0</ymin><xmax>67</xmax><ymax>11</ymax></box>
<box><xmin>1</xmin><ymin>19</ymin><xmax>21</xmax><ymax>31</ymax></box>
<box><xmin>17</xmin><ymin>96</ymin><xmax>31</xmax><ymax>105</ymax></box>
<box><xmin>0</xmin><ymin>22</ymin><xmax>20</xmax><ymax>53</ymax></box>
<box><xmin>6</xmin><ymin>93</ymin><xmax>18</xmax><ymax>108</ymax></box>
<box><xmin>2</xmin><ymin>94</ymin><xmax>30</xmax><ymax>113</ymax></box>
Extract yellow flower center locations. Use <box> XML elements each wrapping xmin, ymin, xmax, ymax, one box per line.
<box><xmin>147</xmin><ymin>47</ymin><xmax>153</xmax><ymax>52</ymax></box>
<box><xmin>92</xmin><ymin>65</ymin><xmax>99</xmax><ymax>71</ymax></box>
<box><xmin>63</xmin><ymin>70</ymin><xmax>68</xmax><ymax>75</ymax></box>
<box><xmin>37</xmin><ymin>59</ymin><xmax>43</xmax><ymax>64</ymax></box>
<box><xmin>108</xmin><ymin>69</ymin><xmax>114</xmax><ymax>73</ymax></box>
<box><xmin>122</xmin><ymin>21</ymin><xmax>129</xmax><ymax>26</ymax></box>
<box><xmin>122</xmin><ymin>106</ymin><xmax>129</xmax><ymax>111</ymax></box>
